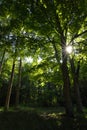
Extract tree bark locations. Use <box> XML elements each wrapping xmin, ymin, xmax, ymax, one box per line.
<box><xmin>52</xmin><ymin>40</ymin><xmax>73</xmax><ymax>116</ymax></box>
<box><xmin>61</xmin><ymin>57</ymin><xmax>73</xmax><ymax>116</ymax></box>
<box><xmin>0</xmin><ymin>49</ymin><xmax>6</xmax><ymax>74</ymax></box>
<box><xmin>15</xmin><ymin>58</ymin><xmax>22</xmax><ymax>108</ymax></box>
<box><xmin>5</xmin><ymin>58</ymin><xmax>15</xmax><ymax>111</ymax></box>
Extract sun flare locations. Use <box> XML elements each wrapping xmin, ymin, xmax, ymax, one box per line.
<box><xmin>66</xmin><ymin>45</ymin><xmax>72</xmax><ymax>54</ymax></box>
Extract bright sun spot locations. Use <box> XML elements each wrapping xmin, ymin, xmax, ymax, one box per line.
<box><xmin>25</xmin><ymin>57</ymin><xmax>33</xmax><ymax>63</ymax></box>
<box><xmin>66</xmin><ymin>45</ymin><xmax>72</xmax><ymax>54</ymax></box>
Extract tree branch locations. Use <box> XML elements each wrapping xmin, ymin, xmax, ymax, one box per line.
<box><xmin>70</xmin><ymin>30</ymin><xmax>87</xmax><ymax>44</ymax></box>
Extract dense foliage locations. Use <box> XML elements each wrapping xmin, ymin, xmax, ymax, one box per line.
<box><xmin>0</xmin><ymin>0</ymin><xmax>87</xmax><ymax>116</ymax></box>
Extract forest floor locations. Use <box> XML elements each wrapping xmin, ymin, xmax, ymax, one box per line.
<box><xmin>0</xmin><ymin>107</ymin><xmax>87</xmax><ymax>130</ymax></box>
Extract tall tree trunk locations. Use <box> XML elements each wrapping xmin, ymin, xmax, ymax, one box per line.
<box><xmin>70</xmin><ymin>58</ymin><xmax>83</xmax><ymax>113</ymax></box>
<box><xmin>0</xmin><ymin>49</ymin><xmax>6</xmax><ymax>73</ymax></box>
<box><xmin>52</xmin><ymin>41</ymin><xmax>73</xmax><ymax>116</ymax></box>
<box><xmin>5</xmin><ymin>58</ymin><xmax>15</xmax><ymax>111</ymax></box>
<box><xmin>15</xmin><ymin>58</ymin><xmax>22</xmax><ymax>108</ymax></box>
<box><xmin>61</xmin><ymin>57</ymin><xmax>73</xmax><ymax>116</ymax></box>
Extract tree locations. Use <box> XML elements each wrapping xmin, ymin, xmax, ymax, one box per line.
<box><xmin>15</xmin><ymin>57</ymin><xmax>22</xmax><ymax>108</ymax></box>
<box><xmin>27</xmin><ymin>0</ymin><xmax>87</xmax><ymax>116</ymax></box>
<box><xmin>5</xmin><ymin>57</ymin><xmax>16</xmax><ymax>110</ymax></box>
<box><xmin>0</xmin><ymin>48</ymin><xmax>6</xmax><ymax>73</ymax></box>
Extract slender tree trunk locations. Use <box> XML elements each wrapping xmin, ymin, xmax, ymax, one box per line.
<box><xmin>15</xmin><ymin>58</ymin><xmax>22</xmax><ymax>108</ymax></box>
<box><xmin>5</xmin><ymin>58</ymin><xmax>15</xmax><ymax>111</ymax></box>
<box><xmin>70</xmin><ymin>58</ymin><xmax>83</xmax><ymax>113</ymax></box>
<box><xmin>0</xmin><ymin>49</ymin><xmax>6</xmax><ymax>73</ymax></box>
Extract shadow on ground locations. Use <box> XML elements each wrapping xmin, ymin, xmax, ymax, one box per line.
<box><xmin>0</xmin><ymin>111</ymin><xmax>87</xmax><ymax>130</ymax></box>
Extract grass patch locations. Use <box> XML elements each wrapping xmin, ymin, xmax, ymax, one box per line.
<box><xmin>0</xmin><ymin>107</ymin><xmax>87</xmax><ymax>130</ymax></box>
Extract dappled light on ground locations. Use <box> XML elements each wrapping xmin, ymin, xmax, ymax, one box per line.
<box><xmin>0</xmin><ymin>107</ymin><xmax>87</xmax><ymax>130</ymax></box>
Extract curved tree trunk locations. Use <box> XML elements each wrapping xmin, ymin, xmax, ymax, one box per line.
<box><xmin>5</xmin><ymin>58</ymin><xmax>15</xmax><ymax>111</ymax></box>
<box><xmin>15</xmin><ymin>58</ymin><xmax>22</xmax><ymax>108</ymax></box>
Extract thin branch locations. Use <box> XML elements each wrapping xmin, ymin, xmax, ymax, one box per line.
<box><xmin>74</xmin><ymin>39</ymin><xmax>87</xmax><ymax>44</ymax></box>
<box><xmin>70</xmin><ymin>30</ymin><xmax>87</xmax><ymax>44</ymax></box>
